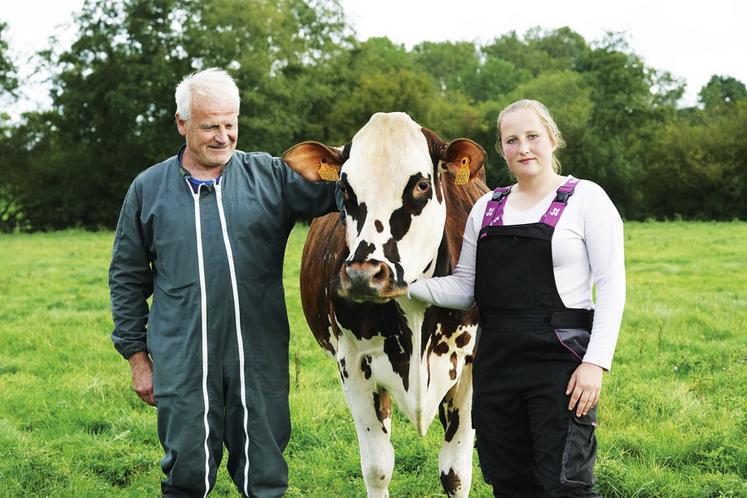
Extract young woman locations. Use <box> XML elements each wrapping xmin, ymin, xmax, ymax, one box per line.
<box><xmin>409</xmin><ymin>99</ymin><xmax>625</xmax><ymax>497</ymax></box>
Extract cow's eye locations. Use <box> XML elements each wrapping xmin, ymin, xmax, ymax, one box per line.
<box><xmin>417</xmin><ymin>180</ymin><xmax>430</xmax><ymax>192</ymax></box>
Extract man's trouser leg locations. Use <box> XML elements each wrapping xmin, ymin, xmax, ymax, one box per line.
<box><xmin>157</xmin><ymin>385</ymin><xmax>224</xmax><ymax>497</ymax></box>
<box><xmin>223</xmin><ymin>365</ymin><xmax>290</xmax><ymax>498</ymax></box>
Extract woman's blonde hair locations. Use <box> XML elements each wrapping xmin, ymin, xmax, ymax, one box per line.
<box><xmin>495</xmin><ymin>99</ymin><xmax>566</xmax><ymax>173</ymax></box>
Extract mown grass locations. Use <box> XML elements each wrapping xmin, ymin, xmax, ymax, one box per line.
<box><xmin>0</xmin><ymin>222</ymin><xmax>745</xmax><ymax>497</ymax></box>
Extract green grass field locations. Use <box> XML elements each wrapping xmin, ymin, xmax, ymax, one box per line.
<box><xmin>1</xmin><ymin>222</ymin><xmax>746</xmax><ymax>497</ymax></box>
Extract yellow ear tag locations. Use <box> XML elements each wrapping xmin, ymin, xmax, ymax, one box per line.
<box><xmin>454</xmin><ymin>157</ymin><xmax>470</xmax><ymax>185</ymax></box>
<box><xmin>318</xmin><ymin>158</ymin><xmax>339</xmax><ymax>182</ymax></box>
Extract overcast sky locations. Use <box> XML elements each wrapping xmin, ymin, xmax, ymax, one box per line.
<box><xmin>2</xmin><ymin>0</ymin><xmax>746</xmax><ymax>112</ymax></box>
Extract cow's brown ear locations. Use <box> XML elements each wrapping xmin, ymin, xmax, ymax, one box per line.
<box><xmin>282</xmin><ymin>141</ymin><xmax>344</xmax><ymax>182</ymax></box>
<box><xmin>443</xmin><ymin>139</ymin><xmax>486</xmax><ymax>185</ymax></box>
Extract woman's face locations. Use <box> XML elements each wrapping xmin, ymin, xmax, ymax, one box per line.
<box><xmin>499</xmin><ymin>108</ymin><xmax>557</xmax><ymax>181</ymax></box>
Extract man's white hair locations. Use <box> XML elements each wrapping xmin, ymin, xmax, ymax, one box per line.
<box><xmin>175</xmin><ymin>68</ymin><xmax>240</xmax><ymax>121</ymax></box>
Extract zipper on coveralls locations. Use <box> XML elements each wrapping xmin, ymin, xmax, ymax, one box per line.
<box><xmin>188</xmin><ymin>180</ymin><xmax>212</xmax><ymax>498</ymax></box>
<box><xmin>215</xmin><ymin>181</ymin><xmax>251</xmax><ymax>496</ymax></box>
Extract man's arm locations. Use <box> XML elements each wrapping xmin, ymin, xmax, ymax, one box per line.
<box><xmin>109</xmin><ymin>184</ymin><xmax>155</xmax><ymax>402</ymax></box>
<box><xmin>278</xmin><ymin>157</ymin><xmax>339</xmax><ymax>221</ymax></box>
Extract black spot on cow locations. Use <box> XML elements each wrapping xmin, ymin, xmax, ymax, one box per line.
<box><xmin>433</xmin><ymin>230</ymin><xmax>452</xmax><ymax>277</ymax></box>
<box><xmin>423</xmin><ymin>259</ymin><xmax>433</xmax><ymax>274</ymax></box>
<box><xmin>438</xmin><ymin>400</ymin><xmax>447</xmax><ymax>429</ymax></box>
<box><xmin>382</xmin><ymin>238</ymin><xmax>405</xmax><ymax>285</ymax></box>
<box><xmin>433</xmin><ymin>341</ymin><xmax>449</xmax><ymax>356</ymax></box>
<box><xmin>375</xmin><ymin>220</ymin><xmax>384</xmax><ymax>233</ymax></box>
<box><xmin>389</xmin><ymin>209</ymin><xmax>410</xmax><ymax>242</ymax></box>
<box><xmin>333</xmin><ymin>298</ymin><xmax>413</xmax><ymax>391</ymax></box>
<box><xmin>422</xmin><ymin>307</ymin><xmax>477</xmax><ymax>358</ymax></box>
<box><xmin>384</xmin><ymin>327</ymin><xmax>413</xmax><ymax>392</ymax></box>
<box><xmin>338</xmin><ymin>357</ymin><xmax>349</xmax><ymax>383</ymax></box>
<box><xmin>440</xmin><ymin>467</ymin><xmax>461</xmax><ymax>495</ymax></box>
<box><xmin>389</xmin><ymin>174</ymin><xmax>433</xmax><ymax>241</ymax></box>
<box><xmin>439</xmin><ymin>398</ymin><xmax>460</xmax><ymax>443</ymax></box>
<box><xmin>382</xmin><ymin>238</ymin><xmax>400</xmax><ymax>263</ymax></box>
<box><xmin>421</xmin><ymin>304</ymin><xmax>479</xmax><ymax>388</ymax></box>
<box><xmin>421</xmin><ymin>127</ymin><xmax>446</xmax><ymax>204</ymax></box>
<box><xmin>341</xmin><ymin>141</ymin><xmax>352</xmax><ymax>161</ymax></box>
<box><xmin>340</xmin><ymin>173</ymin><xmax>368</xmax><ymax>236</ymax></box>
<box><xmin>361</xmin><ymin>355</ymin><xmax>372</xmax><ymax>380</ymax></box>
<box><xmin>355</xmin><ymin>203</ymin><xmax>367</xmax><ymax>235</ymax></box>
<box><xmin>393</xmin><ymin>262</ymin><xmax>404</xmax><ymax>286</ymax></box>
<box><xmin>352</xmin><ymin>240</ymin><xmax>375</xmax><ymax>262</ymax></box>
<box><xmin>445</xmin><ymin>409</ymin><xmax>459</xmax><ymax>442</ymax></box>
<box><xmin>449</xmin><ymin>352</ymin><xmax>458</xmax><ymax>380</ymax></box>
<box><xmin>455</xmin><ymin>331</ymin><xmax>472</xmax><ymax>348</ymax></box>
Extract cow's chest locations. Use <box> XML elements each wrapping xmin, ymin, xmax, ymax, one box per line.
<box><xmin>333</xmin><ymin>310</ymin><xmax>477</xmax><ymax>395</ymax></box>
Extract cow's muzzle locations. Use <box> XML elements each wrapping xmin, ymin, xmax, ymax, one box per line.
<box><xmin>337</xmin><ymin>259</ymin><xmax>405</xmax><ymax>302</ymax></box>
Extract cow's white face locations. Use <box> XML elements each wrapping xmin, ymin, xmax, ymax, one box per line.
<box><xmin>282</xmin><ymin>111</ymin><xmax>486</xmax><ymax>303</ymax></box>
<box><xmin>338</xmin><ymin>113</ymin><xmax>445</xmax><ymax>300</ymax></box>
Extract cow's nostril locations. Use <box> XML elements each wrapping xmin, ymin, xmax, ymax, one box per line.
<box><xmin>373</xmin><ymin>267</ymin><xmax>386</xmax><ymax>282</ymax></box>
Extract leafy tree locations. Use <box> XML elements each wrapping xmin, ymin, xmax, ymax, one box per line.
<box><xmin>643</xmin><ymin>101</ymin><xmax>747</xmax><ymax>219</ymax></box>
<box><xmin>181</xmin><ymin>0</ymin><xmax>349</xmax><ymax>153</ymax></box>
<box><xmin>567</xmin><ymin>33</ymin><xmax>663</xmax><ymax>217</ymax></box>
<box><xmin>3</xmin><ymin>4</ymin><xmax>746</xmax><ymax>228</ymax></box>
<box><xmin>411</xmin><ymin>41</ymin><xmax>480</xmax><ymax>96</ymax></box>
<box><xmin>9</xmin><ymin>0</ymin><xmax>348</xmax><ymax>230</ymax></box>
<box><xmin>21</xmin><ymin>0</ymin><xmax>193</xmax><ymax>229</ymax></box>
<box><xmin>0</xmin><ymin>21</ymin><xmax>22</xmax><ymax>231</ymax></box>
<box><xmin>699</xmin><ymin>75</ymin><xmax>747</xmax><ymax>108</ymax></box>
<box><xmin>0</xmin><ymin>21</ymin><xmax>17</xmax><ymax>99</ymax></box>
<box><xmin>483</xmin><ymin>27</ymin><xmax>590</xmax><ymax>77</ymax></box>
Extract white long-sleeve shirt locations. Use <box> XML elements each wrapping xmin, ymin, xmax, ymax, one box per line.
<box><xmin>409</xmin><ymin>178</ymin><xmax>626</xmax><ymax>370</ymax></box>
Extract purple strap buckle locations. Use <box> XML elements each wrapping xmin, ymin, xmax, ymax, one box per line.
<box><xmin>539</xmin><ymin>176</ymin><xmax>579</xmax><ymax>228</ymax></box>
<box><xmin>480</xmin><ymin>186</ymin><xmax>511</xmax><ymax>238</ymax></box>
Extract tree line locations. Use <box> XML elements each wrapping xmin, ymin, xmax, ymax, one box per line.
<box><xmin>0</xmin><ymin>0</ymin><xmax>745</xmax><ymax>232</ymax></box>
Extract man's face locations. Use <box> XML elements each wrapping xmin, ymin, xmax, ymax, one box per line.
<box><xmin>176</xmin><ymin>94</ymin><xmax>238</xmax><ymax>171</ymax></box>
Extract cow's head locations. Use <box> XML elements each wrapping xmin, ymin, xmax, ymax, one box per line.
<box><xmin>283</xmin><ymin>112</ymin><xmax>485</xmax><ymax>303</ymax></box>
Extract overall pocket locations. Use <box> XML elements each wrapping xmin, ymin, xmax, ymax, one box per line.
<box><xmin>554</xmin><ymin>328</ymin><xmax>591</xmax><ymax>361</ymax></box>
<box><xmin>560</xmin><ymin>407</ymin><xmax>597</xmax><ymax>487</ymax></box>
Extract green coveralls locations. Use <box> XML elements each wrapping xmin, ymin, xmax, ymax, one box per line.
<box><xmin>110</xmin><ymin>148</ymin><xmax>337</xmax><ymax>497</ymax></box>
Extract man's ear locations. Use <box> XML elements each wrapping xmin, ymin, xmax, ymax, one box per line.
<box><xmin>282</xmin><ymin>141</ymin><xmax>345</xmax><ymax>182</ymax></box>
<box><xmin>175</xmin><ymin>112</ymin><xmax>187</xmax><ymax>137</ymax></box>
<box><xmin>442</xmin><ymin>139</ymin><xmax>486</xmax><ymax>184</ymax></box>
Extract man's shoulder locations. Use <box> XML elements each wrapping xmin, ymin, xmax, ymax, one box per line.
<box><xmin>232</xmin><ymin>150</ymin><xmax>277</xmax><ymax>168</ymax></box>
<box><xmin>230</xmin><ymin>150</ymin><xmax>290</xmax><ymax>181</ymax></box>
<box><xmin>133</xmin><ymin>154</ymin><xmax>180</xmax><ymax>184</ymax></box>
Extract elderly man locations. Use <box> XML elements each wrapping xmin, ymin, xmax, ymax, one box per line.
<box><xmin>109</xmin><ymin>68</ymin><xmax>337</xmax><ymax>497</ymax></box>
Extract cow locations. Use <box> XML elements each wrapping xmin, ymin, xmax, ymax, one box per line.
<box><xmin>283</xmin><ymin>112</ymin><xmax>489</xmax><ymax>498</ymax></box>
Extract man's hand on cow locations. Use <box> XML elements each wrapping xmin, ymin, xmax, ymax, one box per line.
<box><xmin>565</xmin><ymin>361</ymin><xmax>603</xmax><ymax>417</ymax></box>
<box><xmin>128</xmin><ymin>351</ymin><xmax>155</xmax><ymax>406</ymax></box>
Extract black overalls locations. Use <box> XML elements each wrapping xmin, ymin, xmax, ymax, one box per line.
<box><xmin>473</xmin><ymin>177</ymin><xmax>600</xmax><ymax>498</ymax></box>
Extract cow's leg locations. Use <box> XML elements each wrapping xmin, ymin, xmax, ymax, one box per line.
<box><xmin>343</xmin><ymin>384</ymin><xmax>394</xmax><ymax>498</ymax></box>
<box><xmin>437</xmin><ymin>362</ymin><xmax>475</xmax><ymax>498</ymax></box>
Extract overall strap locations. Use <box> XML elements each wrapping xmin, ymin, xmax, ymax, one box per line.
<box><xmin>539</xmin><ymin>176</ymin><xmax>580</xmax><ymax>228</ymax></box>
<box><xmin>480</xmin><ymin>186</ymin><xmax>512</xmax><ymax>232</ymax></box>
